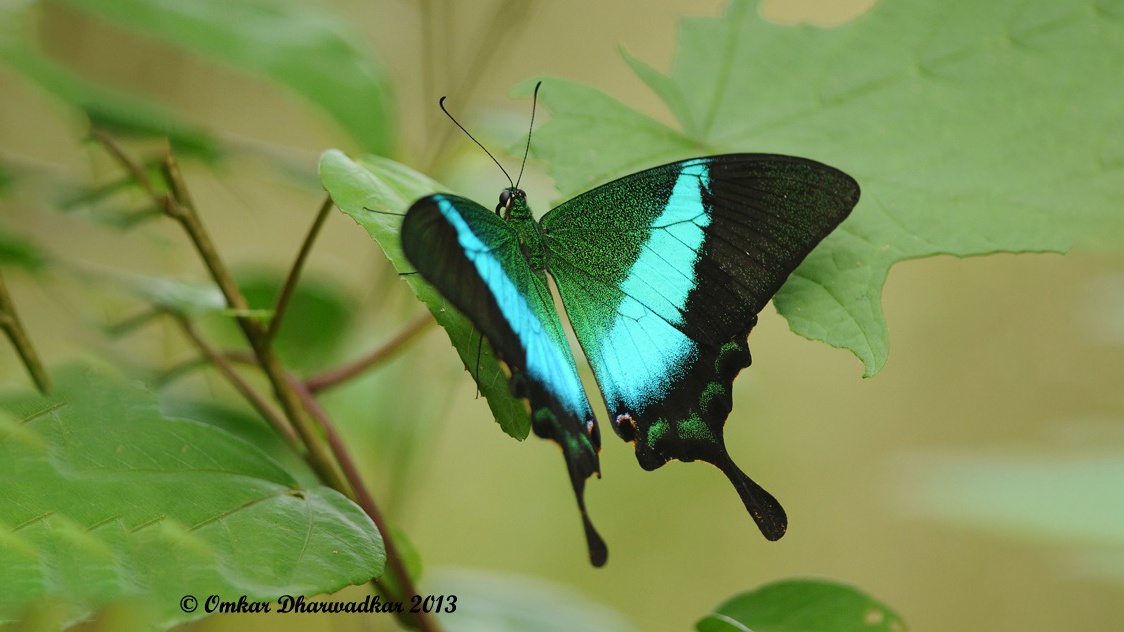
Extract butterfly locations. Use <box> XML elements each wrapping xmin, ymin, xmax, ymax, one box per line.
<box><xmin>399</xmin><ymin>87</ymin><xmax>859</xmax><ymax>567</ymax></box>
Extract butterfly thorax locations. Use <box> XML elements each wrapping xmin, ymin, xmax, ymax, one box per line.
<box><xmin>499</xmin><ymin>186</ymin><xmax>550</xmax><ymax>271</ymax></box>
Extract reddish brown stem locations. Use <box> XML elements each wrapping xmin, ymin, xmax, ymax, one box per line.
<box><xmin>174</xmin><ymin>314</ymin><xmax>300</xmax><ymax>447</ymax></box>
<box><xmin>305</xmin><ymin>314</ymin><xmax>433</xmax><ymax>393</ymax></box>
<box><xmin>268</xmin><ymin>195</ymin><xmax>333</xmax><ymax>342</ymax></box>
<box><xmin>287</xmin><ymin>376</ymin><xmax>439</xmax><ymax>632</ymax></box>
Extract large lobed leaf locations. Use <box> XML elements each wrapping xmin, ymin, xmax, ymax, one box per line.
<box><xmin>318</xmin><ymin>150</ymin><xmax>532</xmax><ymax>440</ymax></box>
<box><xmin>0</xmin><ymin>366</ymin><xmax>384</xmax><ymax>626</ymax></box>
<box><xmin>516</xmin><ymin>0</ymin><xmax>1124</xmax><ymax>376</ymax></box>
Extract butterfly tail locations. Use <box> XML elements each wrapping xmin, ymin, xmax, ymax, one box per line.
<box><xmin>576</xmin><ymin>490</ymin><xmax>608</xmax><ymax>567</ymax></box>
<box><xmin>557</xmin><ymin>434</ymin><xmax>607</xmax><ymax>567</ymax></box>
<box><xmin>552</xmin><ymin>441</ymin><xmax>607</xmax><ymax>566</ymax></box>
<box><xmin>714</xmin><ymin>453</ymin><xmax>787</xmax><ymax>541</ymax></box>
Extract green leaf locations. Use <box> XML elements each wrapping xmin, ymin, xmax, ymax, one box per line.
<box><xmin>0</xmin><ymin>226</ymin><xmax>47</xmax><ymax>272</ymax></box>
<box><xmin>515</xmin><ymin>0</ymin><xmax>1124</xmax><ymax>376</ymax></box>
<box><xmin>61</xmin><ymin>0</ymin><xmax>394</xmax><ymax>155</ymax></box>
<box><xmin>318</xmin><ymin>149</ymin><xmax>531</xmax><ymax>439</ymax></box>
<box><xmin>892</xmin><ymin>446</ymin><xmax>1124</xmax><ymax>547</ymax></box>
<box><xmin>54</xmin><ymin>165</ymin><xmax>168</xmax><ymax>229</ymax></box>
<box><xmin>375</xmin><ymin>526</ymin><xmax>423</xmax><ymax>601</ymax></box>
<box><xmin>0</xmin><ymin>365</ymin><xmax>384</xmax><ymax>626</ymax></box>
<box><xmin>0</xmin><ymin>49</ymin><xmax>222</xmax><ymax>162</ymax></box>
<box><xmin>696</xmin><ymin>579</ymin><xmax>906</xmax><ymax>632</ymax></box>
<box><xmin>431</xmin><ymin>569</ymin><xmax>639</xmax><ymax>632</ymax></box>
<box><xmin>159</xmin><ymin>398</ymin><xmax>321</xmax><ymax>490</ymax></box>
<box><xmin>247</xmin><ymin>272</ymin><xmax>354</xmax><ymax>371</ymax></box>
<box><xmin>0</xmin><ymin>159</ymin><xmax>11</xmax><ymax>196</ymax></box>
<box><xmin>197</xmin><ymin>270</ymin><xmax>354</xmax><ymax>373</ymax></box>
<box><xmin>0</xmin><ymin>0</ymin><xmax>219</xmax><ymax>159</ymax></box>
<box><xmin>79</xmin><ymin>267</ymin><xmax>226</xmax><ymax>317</ymax></box>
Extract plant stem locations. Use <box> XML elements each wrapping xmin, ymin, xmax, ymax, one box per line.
<box><xmin>158</xmin><ymin>152</ymin><xmax>254</xmax><ymax>322</ymax></box>
<box><xmin>0</xmin><ymin>270</ymin><xmax>51</xmax><ymax>393</ymax></box>
<box><xmin>104</xmin><ymin>307</ymin><xmax>164</xmax><ymax>338</ymax></box>
<box><xmin>305</xmin><ymin>313</ymin><xmax>433</xmax><ymax>393</ymax></box>
<box><xmin>89</xmin><ymin>129</ymin><xmax>159</xmax><ymax>198</ymax></box>
<box><xmin>93</xmin><ymin>133</ymin><xmax>438</xmax><ymax>631</ymax></box>
<box><xmin>174</xmin><ymin>314</ymin><xmax>300</xmax><ymax>448</ymax></box>
<box><xmin>152</xmin><ymin>147</ymin><xmax>351</xmax><ymax>497</ymax></box>
<box><xmin>267</xmin><ymin>195</ymin><xmax>333</xmax><ymax>342</ymax></box>
<box><xmin>287</xmin><ymin>376</ymin><xmax>439</xmax><ymax>632</ymax></box>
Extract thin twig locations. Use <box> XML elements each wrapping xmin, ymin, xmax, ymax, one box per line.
<box><xmin>89</xmin><ymin>129</ymin><xmax>159</xmax><ymax>199</ymax></box>
<box><xmin>0</xmin><ymin>270</ymin><xmax>51</xmax><ymax>393</ymax></box>
<box><xmin>268</xmin><ymin>195</ymin><xmax>334</xmax><ymax>342</ymax></box>
<box><xmin>305</xmin><ymin>313</ymin><xmax>434</xmax><ymax>393</ymax></box>
<box><xmin>153</xmin><ymin>148</ymin><xmax>352</xmax><ymax>495</ymax></box>
<box><xmin>104</xmin><ymin>307</ymin><xmax>163</xmax><ymax>338</ymax></box>
<box><xmin>224</xmin><ymin>349</ymin><xmax>258</xmax><ymax>366</ymax></box>
<box><xmin>92</xmin><ymin>133</ymin><xmax>434</xmax><ymax>628</ymax></box>
<box><xmin>174</xmin><ymin>314</ymin><xmax>300</xmax><ymax>448</ymax></box>
<box><xmin>156</xmin><ymin>356</ymin><xmax>211</xmax><ymax>387</ymax></box>
<box><xmin>288</xmin><ymin>377</ymin><xmax>438</xmax><ymax>632</ymax></box>
<box><xmin>158</xmin><ymin>151</ymin><xmax>255</xmax><ymax>324</ymax></box>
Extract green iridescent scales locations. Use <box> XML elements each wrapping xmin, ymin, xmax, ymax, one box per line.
<box><xmin>401</xmin><ymin>190</ymin><xmax>608</xmax><ymax>565</ymax></box>
<box><xmin>401</xmin><ymin>153</ymin><xmax>859</xmax><ymax>566</ymax></box>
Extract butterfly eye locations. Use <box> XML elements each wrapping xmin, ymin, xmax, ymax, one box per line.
<box><xmin>498</xmin><ymin>189</ymin><xmax>512</xmax><ymax>208</ymax></box>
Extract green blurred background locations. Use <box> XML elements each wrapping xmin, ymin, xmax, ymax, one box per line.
<box><xmin>2</xmin><ymin>0</ymin><xmax>1123</xmax><ymax>630</ymax></box>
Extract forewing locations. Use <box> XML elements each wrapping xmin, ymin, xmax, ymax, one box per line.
<box><xmin>542</xmin><ymin>155</ymin><xmax>859</xmax><ymax>540</ymax></box>
<box><xmin>402</xmin><ymin>193</ymin><xmax>607</xmax><ymax>566</ymax></box>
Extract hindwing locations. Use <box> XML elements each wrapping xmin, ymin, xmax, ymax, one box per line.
<box><xmin>541</xmin><ymin>155</ymin><xmax>860</xmax><ymax>539</ymax></box>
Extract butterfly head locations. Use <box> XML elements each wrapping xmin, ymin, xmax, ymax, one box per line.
<box><xmin>497</xmin><ymin>187</ymin><xmax>529</xmax><ymax>220</ymax></box>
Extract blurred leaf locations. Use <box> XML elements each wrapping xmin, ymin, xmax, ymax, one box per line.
<box><xmin>62</xmin><ymin>0</ymin><xmax>394</xmax><ymax>155</ymax></box>
<box><xmin>893</xmin><ymin>448</ymin><xmax>1124</xmax><ymax>545</ymax></box>
<box><xmin>246</xmin><ymin>271</ymin><xmax>352</xmax><ymax>371</ymax></box>
<box><xmin>0</xmin><ymin>226</ymin><xmax>47</xmax><ymax>272</ymax></box>
<box><xmin>1080</xmin><ymin>275</ymin><xmax>1124</xmax><ymax>345</ymax></box>
<box><xmin>320</xmin><ymin>331</ymin><xmax>461</xmax><ymax>508</ymax></box>
<box><xmin>55</xmin><ymin>159</ymin><xmax>165</xmax><ymax>208</ymax></box>
<box><xmin>516</xmin><ymin>0</ymin><xmax>1124</xmax><ymax>377</ymax></box>
<box><xmin>375</xmin><ymin>526</ymin><xmax>423</xmax><ymax>601</ymax></box>
<box><xmin>81</xmin><ymin>267</ymin><xmax>225</xmax><ymax>316</ymax></box>
<box><xmin>6</xmin><ymin>49</ymin><xmax>222</xmax><ymax>160</ymax></box>
<box><xmin>431</xmin><ymin>569</ymin><xmax>639</xmax><ymax>632</ymax></box>
<box><xmin>197</xmin><ymin>269</ymin><xmax>353</xmax><ymax>372</ymax></box>
<box><xmin>0</xmin><ymin>365</ymin><xmax>384</xmax><ymax>626</ymax></box>
<box><xmin>0</xmin><ymin>1</ymin><xmax>221</xmax><ymax>162</ymax></box>
<box><xmin>393</xmin><ymin>527</ymin><xmax>424</xmax><ymax>584</ymax></box>
<box><xmin>0</xmin><ymin>159</ymin><xmax>11</xmax><ymax>195</ymax></box>
<box><xmin>319</xmin><ymin>149</ymin><xmax>531</xmax><ymax>440</ymax></box>
<box><xmin>696</xmin><ymin>579</ymin><xmax>906</xmax><ymax>632</ymax></box>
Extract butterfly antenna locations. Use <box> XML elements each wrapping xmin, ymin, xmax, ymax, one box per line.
<box><xmin>514</xmin><ymin>81</ymin><xmax>542</xmax><ymax>189</ymax></box>
<box><xmin>439</xmin><ymin>96</ymin><xmax>514</xmax><ymax>189</ymax></box>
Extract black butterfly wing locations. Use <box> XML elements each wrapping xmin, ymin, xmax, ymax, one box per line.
<box><xmin>402</xmin><ymin>194</ymin><xmax>607</xmax><ymax>565</ymax></box>
<box><xmin>541</xmin><ymin>154</ymin><xmax>859</xmax><ymax>540</ymax></box>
